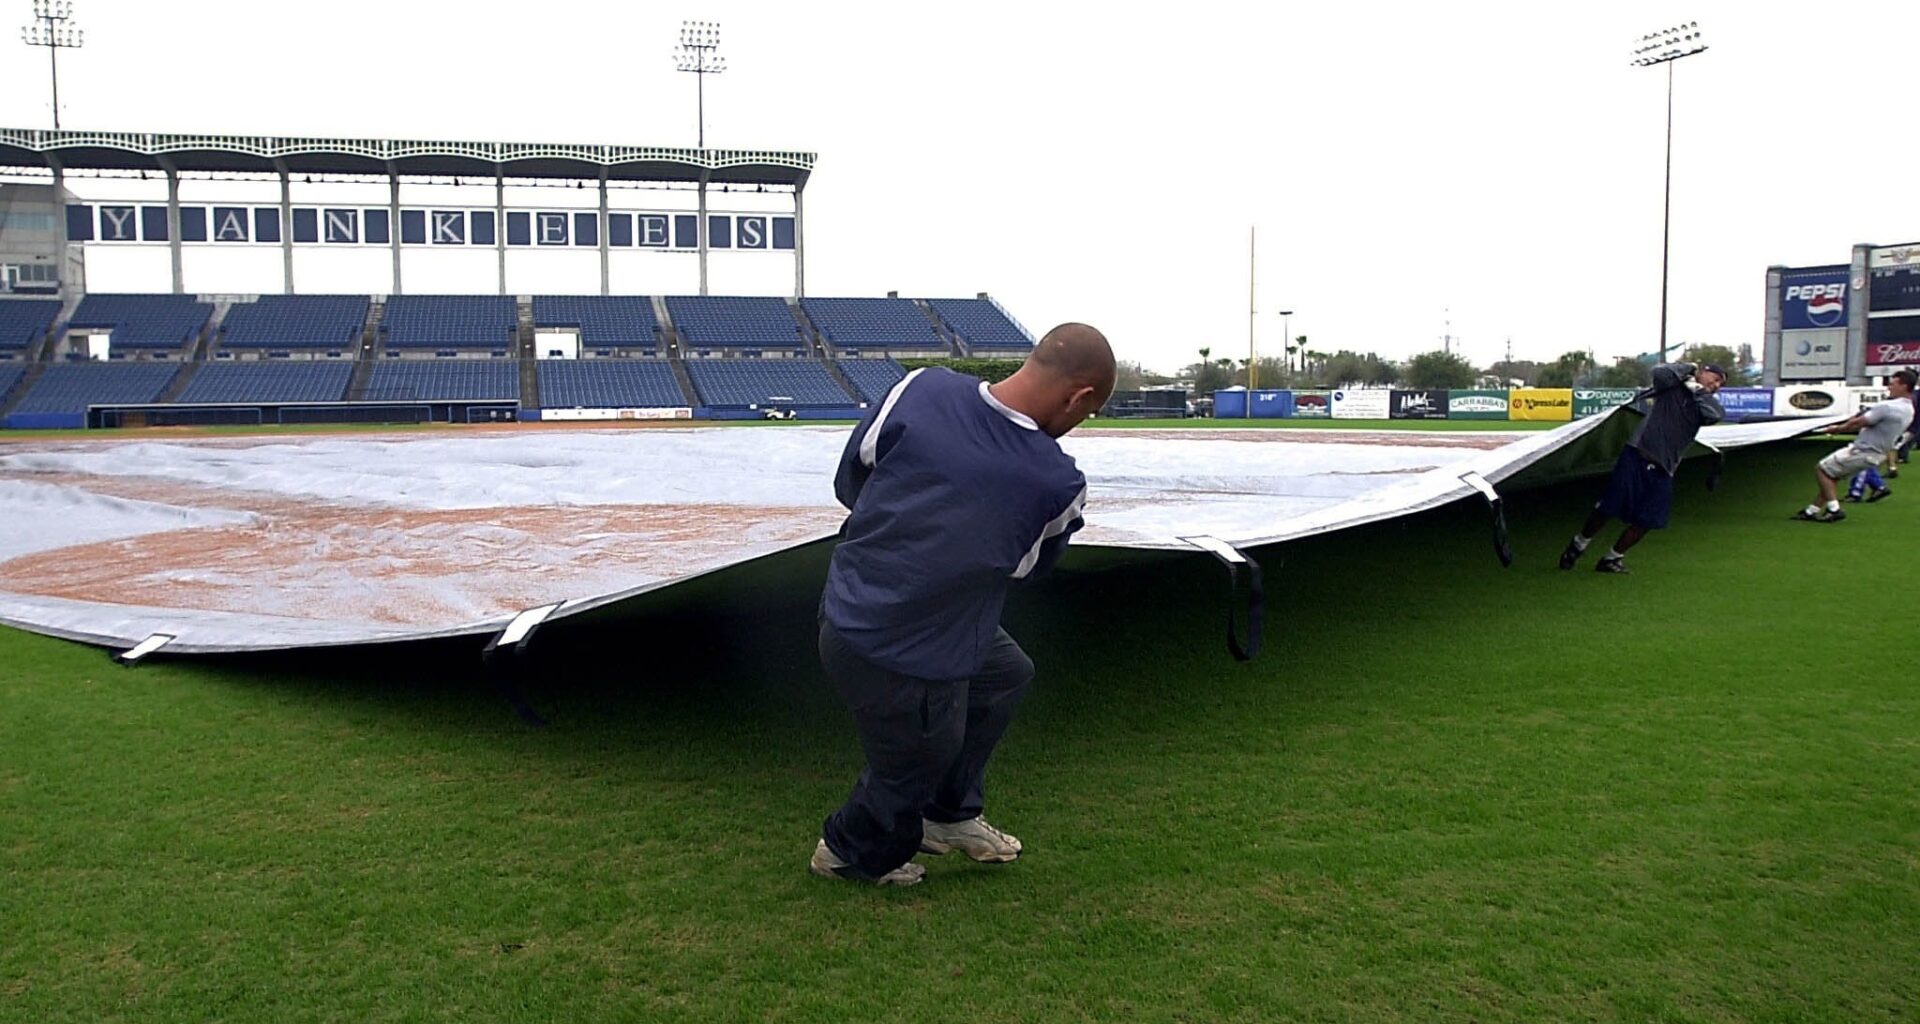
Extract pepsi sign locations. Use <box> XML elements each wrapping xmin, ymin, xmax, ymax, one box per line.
<box><xmin>1780</xmin><ymin>268</ymin><xmax>1849</xmax><ymax>330</ymax></box>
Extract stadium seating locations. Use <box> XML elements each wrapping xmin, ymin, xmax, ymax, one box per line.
<box><xmin>382</xmin><ymin>295</ymin><xmax>517</xmax><ymax>351</ymax></box>
<box><xmin>801</xmin><ymin>298</ymin><xmax>945</xmax><ymax>350</ymax></box>
<box><xmin>0</xmin><ymin>363</ymin><xmax>24</xmax><ymax>402</ymax></box>
<box><xmin>12</xmin><ymin>361</ymin><xmax>182</xmax><ymax>414</ymax></box>
<box><xmin>927</xmin><ymin>298</ymin><xmax>1033</xmax><ymax>350</ymax></box>
<box><xmin>0</xmin><ymin>299</ymin><xmax>61</xmax><ymax>352</ymax></box>
<box><xmin>685</xmin><ymin>359</ymin><xmax>855</xmax><ymax>408</ymax></box>
<box><xmin>665</xmin><ymin>296</ymin><xmax>805</xmax><ymax>351</ymax></box>
<box><xmin>835</xmin><ymin>359</ymin><xmax>907</xmax><ymax>403</ymax></box>
<box><xmin>365</xmin><ymin>359</ymin><xmax>519</xmax><ymax>402</ymax></box>
<box><xmin>220</xmin><ymin>295</ymin><xmax>369</xmax><ymax>351</ymax></box>
<box><xmin>174</xmin><ymin>361</ymin><xmax>354</xmax><ymax>404</ymax></box>
<box><xmin>536</xmin><ymin>359</ymin><xmax>686</xmax><ymax>409</ymax></box>
<box><xmin>67</xmin><ymin>293</ymin><xmax>213</xmax><ymax>350</ymax></box>
<box><xmin>532</xmin><ymin>296</ymin><xmax>662</xmax><ymax>353</ymax></box>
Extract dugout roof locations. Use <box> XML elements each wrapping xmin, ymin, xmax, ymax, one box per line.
<box><xmin>0</xmin><ymin>128</ymin><xmax>815</xmax><ymax>185</ymax></box>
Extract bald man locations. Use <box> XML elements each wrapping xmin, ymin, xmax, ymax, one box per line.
<box><xmin>811</xmin><ymin>324</ymin><xmax>1116</xmax><ymax>886</ymax></box>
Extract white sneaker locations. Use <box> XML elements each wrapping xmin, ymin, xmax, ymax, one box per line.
<box><xmin>809</xmin><ymin>839</ymin><xmax>926</xmax><ymax>886</ymax></box>
<box><xmin>919</xmin><ymin>817</ymin><xmax>1023</xmax><ymax>862</ymax></box>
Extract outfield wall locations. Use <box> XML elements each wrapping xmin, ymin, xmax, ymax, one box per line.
<box><xmin>1212</xmin><ymin>385</ymin><xmax>1844</xmax><ymax>423</ymax></box>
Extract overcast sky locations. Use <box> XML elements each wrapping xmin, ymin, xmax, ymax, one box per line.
<box><xmin>5</xmin><ymin>0</ymin><xmax>1916</xmax><ymax>374</ymax></box>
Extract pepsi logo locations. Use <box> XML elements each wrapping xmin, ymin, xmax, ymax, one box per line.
<box><xmin>1784</xmin><ymin>281</ymin><xmax>1847</xmax><ymax>327</ymax></box>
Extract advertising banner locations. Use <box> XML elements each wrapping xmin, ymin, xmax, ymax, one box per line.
<box><xmin>1772</xmin><ymin>384</ymin><xmax>1850</xmax><ymax>418</ymax></box>
<box><xmin>538</xmin><ymin>407</ymin><xmax>693</xmax><ymax>421</ymax></box>
<box><xmin>1445</xmin><ymin>390</ymin><xmax>1509</xmax><ymax>420</ymax></box>
<box><xmin>1250</xmin><ymin>390</ymin><xmax>1294</xmax><ymax>419</ymax></box>
<box><xmin>1866</xmin><ymin>316</ymin><xmax>1920</xmax><ymax>374</ymax></box>
<box><xmin>1292</xmin><ymin>390</ymin><xmax>1332</xmax><ymax>418</ymax></box>
<box><xmin>1780</xmin><ymin>328</ymin><xmax>1847</xmax><ymax>379</ymax></box>
<box><xmin>1331</xmin><ymin>388</ymin><xmax>1391</xmax><ymax>419</ymax></box>
<box><xmin>1509</xmin><ymin>388</ymin><xmax>1574</xmax><ymax>421</ymax></box>
<box><xmin>1714</xmin><ymin>387</ymin><xmax>1775</xmax><ymax>421</ymax></box>
<box><xmin>1779</xmin><ymin>267</ymin><xmax>1851</xmax><ymax>330</ymax></box>
<box><xmin>1570</xmin><ymin>388</ymin><xmax>1636</xmax><ymax>419</ymax></box>
<box><xmin>1389</xmin><ymin>389</ymin><xmax>1448</xmax><ymax>420</ymax></box>
<box><xmin>1211</xmin><ymin>389</ymin><xmax>1247</xmax><ymax>419</ymax></box>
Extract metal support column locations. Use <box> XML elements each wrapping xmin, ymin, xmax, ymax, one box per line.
<box><xmin>494</xmin><ymin>168</ymin><xmax>507</xmax><ymax>296</ymax></box>
<box><xmin>49</xmin><ymin>156</ymin><xmax>70</xmax><ymax>302</ymax></box>
<box><xmin>792</xmin><ymin>174</ymin><xmax>807</xmax><ymax>299</ymax></box>
<box><xmin>598</xmin><ymin>170</ymin><xmax>610</xmax><ymax>296</ymax></box>
<box><xmin>161</xmin><ymin>158</ymin><xmax>183</xmax><ymax>294</ymax></box>
<box><xmin>275</xmin><ymin>160</ymin><xmax>294</xmax><ymax>294</ymax></box>
<box><xmin>696</xmin><ymin>170</ymin><xmax>710</xmax><ymax>296</ymax></box>
<box><xmin>386</xmin><ymin>163</ymin><xmax>402</xmax><ymax>295</ymax></box>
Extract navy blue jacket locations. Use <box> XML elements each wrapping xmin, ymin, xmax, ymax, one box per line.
<box><xmin>823</xmin><ymin>367</ymin><xmax>1087</xmax><ymax>680</ymax></box>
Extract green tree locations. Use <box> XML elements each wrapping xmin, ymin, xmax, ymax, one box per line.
<box><xmin>1591</xmin><ymin>356</ymin><xmax>1651</xmax><ymax>389</ymax></box>
<box><xmin>1680</xmin><ymin>344</ymin><xmax>1755</xmax><ymax>386</ymax></box>
<box><xmin>1536</xmin><ymin>350</ymin><xmax>1595</xmax><ymax>388</ymax></box>
<box><xmin>1403</xmin><ymin>350</ymin><xmax>1479</xmax><ymax>390</ymax></box>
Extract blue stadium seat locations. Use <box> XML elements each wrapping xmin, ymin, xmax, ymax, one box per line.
<box><xmin>175</xmin><ymin>361</ymin><xmax>353</xmax><ymax>404</ymax></box>
<box><xmin>365</xmin><ymin>360</ymin><xmax>519</xmax><ymax>401</ymax></box>
<box><xmin>835</xmin><ymin>359</ymin><xmax>907</xmax><ymax>403</ymax></box>
<box><xmin>926</xmin><ymin>298</ymin><xmax>1033</xmax><ymax>350</ymax></box>
<box><xmin>382</xmin><ymin>295</ymin><xmax>517</xmax><ymax>351</ymax></box>
<box><xmin>536</xmin><ymin>359</ymin><xmax>686</xmax><ymax>408</ymax></box>
<box><xmin>685</xmin><ymin>359</ymin><xmax>855</xmax><ymax>408</ymax></box>
<box><xmin>221</xmin><ymin>295</ymin><xmax>369</xmax><ymax>351</ymax></box>
<box><xmin>12</xmin><ymin>362</ymin><xmax>182</xmax><ymax>414</ymax></box>
<box><xmin>665</xmin><ymin>296</ymin><xmax>805</xmax><ymax>351</ymax></box>
<box><xmin>0</xmin><ymin>363</ymin><xmax>24</xmax><ymax>402</ymax></box>
<box><xmin>801</xmin><ymin>298</ymin><xmax>944</xmax><ymax>350</ymax></box>
<box><xmin>67</xmin><ymin>294</ymin><xmax>213</xmax><ymax>350</ymax></box>
<box><xmin>532</xmin><ymin>296</ymin><xmax>662</xmax><ymax>353</ymax></box>
<box><xmin>0</xmin><ymin>299</ymin><xmax>61</xmax><ymax>352</ymax></box>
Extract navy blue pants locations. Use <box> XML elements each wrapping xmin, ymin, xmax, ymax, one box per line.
<box><xmin>1595</xmin><ymin>446</ymin><xmax>1674</xmax><ymax>530</ymax></box>
<box><xmin>819</xmin><ymin>619</ymin><xmax>1034</xmax><ymax>880</ymax></box>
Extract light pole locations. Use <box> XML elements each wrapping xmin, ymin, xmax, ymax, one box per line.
<box><xmin>674</xmin><ymin>20</ymin><xmax>726</xmax><ymax>149</ymax></box>
<box><xmin>19</xmin><ymin>0</ymin><xmax>84</xmax><ymax>130</ymax></box>
<box><xmin>1632</xmin><ymin>21</ymin><xmax>1707</xmax><ymax>363</ymax></box>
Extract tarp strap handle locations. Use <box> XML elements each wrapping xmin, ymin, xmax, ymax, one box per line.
<box><xmin>481</xmin><ymin>603</ymin><xmax>563</xmax><ymax>727</ymax></box>
<box><xmin>1460</xmin><ymin>473</ymin><xmax>1514</xmax><ymax>569</ymax></box>
<box><xmin>1182</xmin><ymin>536</ymin><xmax>1264</xmax><ymax>662</ymax></box>
<box><xmin>114</xmin><ymin>633</ymin><xmax>175</xmax><ymax>666</ymax></box>
<box><xmin>1706</xmin><ymin>449</ymin><xmax>1726</xmax><ymax>492</ymax></box>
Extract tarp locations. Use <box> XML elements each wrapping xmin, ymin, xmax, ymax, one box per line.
<box><xmin>0</xmin><ymin>410</ymin><xmax>1835</xmax><ymax>655</ymax></box>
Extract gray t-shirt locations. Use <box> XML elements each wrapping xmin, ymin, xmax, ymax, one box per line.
<box><xmin>1855</xmin><ymin>398</ymin><xmax>1915</xmax><ymax>454</ymax></box>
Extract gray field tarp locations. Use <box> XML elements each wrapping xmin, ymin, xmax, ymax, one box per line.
<box><xmin>0</xmin><ymin>409</ymin><xmax>1836</xmax><ymax>655</ymax></box>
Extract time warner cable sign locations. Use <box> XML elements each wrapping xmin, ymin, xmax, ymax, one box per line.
<box><xmin>1776</xmin><ymin>266</ymin><xmax>1849</xmax><ymax>380</ymax></box>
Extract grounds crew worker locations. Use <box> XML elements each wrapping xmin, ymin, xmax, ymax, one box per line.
<box><xmin>1559</xmin><ymin>361</ymin><xmax>1725</xmax><ymax>574</ymax></box>
<box><xmin>811</xmin><ymin>324</ymin><xmax>1115</xmax><ymax>886</ymax></box>
<box><xmin>1796</xmin><ymin>369</ymin><xmax>1917</xmax><ymax>523</ymax></box>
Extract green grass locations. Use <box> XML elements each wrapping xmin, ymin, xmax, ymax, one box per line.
<box><xmin>1</xmin><ymin>440</ymin><xmax>1914</xmax><ymax>1022</ymax></box>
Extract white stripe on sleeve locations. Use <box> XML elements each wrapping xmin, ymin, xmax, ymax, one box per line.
<box><xmin>1012</xmin><ymin>484</ymin><xmax>1087</xmax><ymax>580</ymax></box>
<box><xmin>859</xmin><ymin>368</ymin><xmax>927</xmax><ymax>468</ymax></box>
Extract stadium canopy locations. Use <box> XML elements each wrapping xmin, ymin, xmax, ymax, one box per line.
<box><xmin>0</xmin><ymin>128</ymin><xmax>815</xmax><ymax>185</ymax></box>
<box><xmin>0</xmin><ymin>127</ymin><xmax>816</xmax><ymax>297</ymax></box>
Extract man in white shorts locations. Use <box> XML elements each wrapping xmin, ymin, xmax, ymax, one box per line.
<box><xmin>1796</xmin><ymin>369</ymin><xmax>1917</xmax><ymax>523</ymax></box>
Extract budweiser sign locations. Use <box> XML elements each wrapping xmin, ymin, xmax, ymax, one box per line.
<box><xmin>1869</xmin><ymin>342</ymin><xmax>1920</xmax><ymax>366</ymax></box>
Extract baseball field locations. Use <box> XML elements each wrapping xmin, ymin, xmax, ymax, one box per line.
<box><xmin>1</xmin><ymin>425</ymin><xmax>1912</xmax><ymax>1022</ymax></box>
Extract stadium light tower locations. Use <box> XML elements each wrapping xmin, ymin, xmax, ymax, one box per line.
<box><xmin>674</xmin><ymin>20</ymin><xmax>726</xmax><ymax>149</ymax></box>
<box><xmin>1632</xmin><ymin>21</ymin><xmax>1708</xmax><ymax>363</ymax></box>
<box><xmin>19</xmin><ymin>0</ymin><xmax>84</xmax><ymax>130</ymax></box>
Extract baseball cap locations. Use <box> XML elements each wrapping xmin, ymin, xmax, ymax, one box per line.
<box><xmin>1699</xmin><ymin>363</ymin><xmax>1727</xmax><ymax>378</ymax></box>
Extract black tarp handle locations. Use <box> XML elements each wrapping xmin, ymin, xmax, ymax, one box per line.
<box><xmin>481</xmin><ymin>603</ymin><xmax>563</xmax><ymax>726</ymax></box>
<box><xmin>1461</xmin><ymin>473</ymin><xmax>1514</xmax><ymax>568</ymax></box>
<box><xmin>1184</xmin><ymin>537</ymin><xmax>1264</xmax><ymax>662</ymax></box>
<box><xmin>1706</xmin><ymin>450</ymin><xmax>1726</xmax><ymax>492</ymax></box>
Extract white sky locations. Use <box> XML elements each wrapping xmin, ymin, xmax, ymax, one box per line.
<box><xmin>5</xmin><ymin>0</ymin><xmax>1917</xmax><ymax>375</ymax></box>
